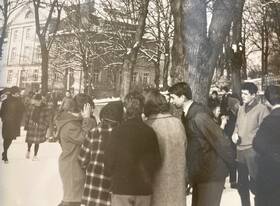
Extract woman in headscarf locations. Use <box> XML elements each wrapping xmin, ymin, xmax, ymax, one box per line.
<box><xmin>25</xmin><ymin>93</ymin><xmax>50</xmax><ymax>160</ymax></box>
<box><xmin>55</xmin><ymin>93</ymin><xmax>96</xmax><ymax>206</ymax></box>
<box><xmin>79</xmin><ymin>101</ymin><xmax>123</xmax><ymax>206</ymax></box>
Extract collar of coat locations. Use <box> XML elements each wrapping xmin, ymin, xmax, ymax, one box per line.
<box><xmin>147</xmin><ymin>113</ymin><xmax>173</xmax><ymax>120</ymax></box>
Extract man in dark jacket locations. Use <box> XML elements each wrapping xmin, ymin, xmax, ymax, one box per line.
<box><xmin>168</xmin><ymin>82</ymin><xmax>235</xmax><ymax>206</ymax></box>
<box><xmin>104</xmin><ymin>92</ymin><xmax>161</xmax><ymax>206</ymax></box>
<box><xmin>0</xmin><ymin>86</ymin><xmax>25</xmax><ymax>163</ymax></box>
<box><xmin>253</xmin><ymin>85</ymin><xmax>280</xmax><ymax>206</ymax></box>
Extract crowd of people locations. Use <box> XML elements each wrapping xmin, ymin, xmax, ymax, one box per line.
<box><xmin>0</xmin><ymin>81</ymin><xmax>280</xmax><ymax>206</ymax></box>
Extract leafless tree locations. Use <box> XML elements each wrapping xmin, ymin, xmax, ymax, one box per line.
<box><xmin>32</xmin><ymin>0</ymin><xmax>63</xmax><ymax>94</ymax></box>
<box><xmin>0</xmin><ymin>0</ymin><xmax>25</xmax><ymax>58</ymax></box>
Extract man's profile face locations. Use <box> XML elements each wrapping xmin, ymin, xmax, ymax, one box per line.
<box><xmin>169</xmin><ymin>94</ymin><xmax>185</xmax><ymax>108</ymax></box>
<box><xmin>241</xmin><ymin>89</ymin><xmax>255</xmax><ymax>104</ymax></box>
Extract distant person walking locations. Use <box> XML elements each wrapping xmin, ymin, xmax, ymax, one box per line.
<box><xmin>24</xmin><ymin>94</ymin><xmax>50</xmax><ymax>160</ymax></box>
<box><xmin>0</xmin><ymin>86</ymin><xmax>25</xmax><ymax>163</ymax></box>
<box><xmin>232</xmin><ymin>82</ymin><xmax>269</xmax><ymax>206</ymax></box>
<box><xmin>144</xmin><ymin>89</ymin><xmax>187</xmax><ymax>206</ymax></box>
<box><xmin>253</xmin><ymin>85</ymin><xmax>280</xmax><ymax>206</ymax></box>
<box><xmin>79</xmin><ymin>101</ymin><xmax>124</xmax><ymax>206</ymax></box>
<box><xmin>60</xmin><ymin>90</ymin><xmax>73</xmax><ymax>112</ymax></box>
<box><xmin>55</xmin><ymin>94</ymin><xmax>96</xmax><ymax>206</ymax></box>
<box><xmin>104</xmin><ymin>92</ymin><xmax>161</xmax><ymax>206</ymax></box>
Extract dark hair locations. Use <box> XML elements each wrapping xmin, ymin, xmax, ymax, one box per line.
<box><xmin>143</xmin><ymin>89</ymin><xmax>169</xmax><ymax>117</ymax></box>
<box><xmin>221</xmin><ymin>86</ymin><xmax>229</xmax><ymax>93</ymax></box>
<box><xmin>241</xmin><ymin>82</ymin><xmax>258</xmax><ymax>95</ymax></box>
<box><xmin>211</xmin><ymin>90</ymin><xmax>218</xmax><ymax>96</ymax></box>
<box><xmin>208</xmin><ymin>101</ymin><xmax>220</xmax><ymax>111</ymax></box>
<box><xmin>168</xmin><ymin>82</ymin><xmax>192</xmax><ymax>100</ymax></box>
<box><xmin>264</xmin><ymin>85</ymin><xmax>280</xmax><ymax>106</ymax></box>
<box><xmin>10</xmin><ymin>86</ymin><xmax>20</xmax><ymax>94</ymax></box>
<box><xmin>73</xmin><ymin>93</ymin><xmax>95</xmax><ymax>113</ymax></box>
<box><xmin>99</xmin><ymin>101</ymin><xmax>124</xmax><ymax>123</ymax></box>
<box><xmin>124</xmin><ymin>91</ymin><xmax>144</xmax><ymax>119</ymax></box>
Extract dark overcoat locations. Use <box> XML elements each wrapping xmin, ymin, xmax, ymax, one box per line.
<box><xmin>25</xmin><ymin>104</ymin><xmax>50</xmax><ymax>143</ymax></box>
<box><xmin>253</xmin><ymin>107</ymin><xmax>280</xmax><ymax>206</ymax></box>
<box><xmin>0</xmin><ymin>95</ymin><xmax>25</xmax><ymax>139</ymax></box>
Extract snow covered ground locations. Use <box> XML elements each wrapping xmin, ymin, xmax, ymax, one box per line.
<box><xmin>0</xmin><ymin>126</ymin><xmax>253</xmax><ymax>206</ymax></box>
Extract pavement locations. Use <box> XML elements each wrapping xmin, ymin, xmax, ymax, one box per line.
<box><xmin>0</xmin><ymin>126</ymin><xmax>253</xmax><ymax>206</ymax></box>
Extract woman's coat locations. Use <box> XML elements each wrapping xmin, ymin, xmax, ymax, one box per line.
<box><xmin>145</xmin><ymin>113</ymin><xmax>187</xmax><ymax>206</ymax></box>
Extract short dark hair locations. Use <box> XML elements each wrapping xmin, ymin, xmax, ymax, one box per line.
<box><xmin>264</xmin><ymin>85</ymin><xmax>280</xmax><ymax>105</ymax></box>
<box><xmin>73</xmin><ymin>93</ymin><xmax>95</xmax><ymax>112</ymax></box>
<box><xmin>211</xmin><ymin>90</ymin><xmax>218</xmax><ymax>96</ymax></box>
<box><xmin>241</xmin><ymin>82</ymin><xmax>258</xmax><ymax>95</ymax></box>
<box><xmin>221</xmin><ymin>86</ymin><xmax>229</xmax><ymax>93</ymax></box>
<box><xmin>124</xmin><ymin>91</ymin><xmax>144</xmax><ymax>119</ymax></box>
<box><xmin>143</xmin><ymin>89</ymin><xmax>169</xmax><ymax>117</ymax></box>
<box><xmin>168</xmin><ymin>82</ymin><xmax>192</xmax><ymax>100</ymax></box>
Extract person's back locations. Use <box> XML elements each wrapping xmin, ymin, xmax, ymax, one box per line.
<box><xmin>104</xmin><ymin>92</ymin><xmax>161</xmax><ymax>206</ymax></box>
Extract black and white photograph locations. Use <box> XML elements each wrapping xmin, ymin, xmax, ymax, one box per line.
<box><xmin>0</xmin><ymin>0</ymin><xmax>280</xmax><ymax>205</ymax></box>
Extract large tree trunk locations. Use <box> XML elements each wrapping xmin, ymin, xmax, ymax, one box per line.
<box><xmin>40</xmin><ymin>42</ymin><xmax>49</xmax><ymax>95</ymax></box>
<box><xmin>0</xmin><ymin>0</ymin><xmax>8</xmax><ymax>59</ymax></box>
<box><xmin>231</xmin><ymin>0</ymin><xmax>245</xmax><ymax>99</ymax></box>
<box><xmin>120</xmin><ymin>0</ymin><xmax>150</xmax><ymax>98</ymax></box>
<box><xmin>162</xmin><ymin>39</ymin><xmax>170</xmax><ymax>90</ymax></box>
<box><xmin>170</xmin><ymin>0</ymin><xmax>185</xmax><ymax>84</ymax></box>
<box><xmin>183</xmin><ymin>0</ymin><xmax>235</xmax><ymax>105</ymax></box>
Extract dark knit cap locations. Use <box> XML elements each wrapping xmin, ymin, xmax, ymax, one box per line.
<box><xmin>99</xmin><ymin>101</ymin><xmax>124</xmax><ymax>123</ymax></box>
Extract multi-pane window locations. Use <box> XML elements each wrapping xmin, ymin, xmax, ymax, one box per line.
<box><xmin>13</xmin><ymin>30</ymin><xmax>18</xmax><ymax>41</ymax></box>
<box><xmin>143</xmin><ymin>72</ymin><xmax>149</xmax><ymax>85</ymax></box>
<box><xmin>34</xmin><ymin>45</ymin><xmax>41</xmax><ymax>62</ymax></box>
<box><xmin>33</xmin><ymin>69</ymin><xmax>39</xmax><ymax>81</ymax></box>
<box><xmin>10</xmin><ymin>47</ymin><xmax>17</xmax><ymax>61</ymax></box>
<box><xmin>23</xmin><ymin>46</ymin><xmax>31</xmax><ymax>63</ymax></box>
<box><xmin>20</xmin><ymin>70</ymin><xmax>27</xmax><ymax>82</ymax></box>
<box><xmin>132</xmin><ymin>72</ymin><xmax>138</xmax><ymax>84</ymax></box>
<box><xmin>26</xmin><ymin>28</ymin><xmax>31</xmax><ymax>40</ymax></box>
<box><xmin>93</xmin><ymin>72</ymin><xmax>99</xmax><ymax>83</ymax></box>
<box><xmin>7</xmin><ymin>70</ymin><xmax>13</xmax><ymax>84</ymax></box>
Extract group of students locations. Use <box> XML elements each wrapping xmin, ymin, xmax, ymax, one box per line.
<box><xmin>55</xmin><ymin>82</ymin><xmax>280</xmax><ymax>206</ymax></box>
<box><xmin>1</xmin><ymin>81</ymin><xmax>280</xmax><ymax>206</ymax></box>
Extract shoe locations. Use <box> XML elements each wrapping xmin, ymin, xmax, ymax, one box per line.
<box><xmin>26</xmin><ymin>151</ymin><xmax>30</xmax><ymax>159</ymax></box>
<box><xmin>4</xmin><ymin>160</ymin><xmax>9</xmax><ymax>164</ymax></box>
<box><xmin>32</xmin><ymin>156</ymin><xmax>39</xmax><ymax>161</ymax></box>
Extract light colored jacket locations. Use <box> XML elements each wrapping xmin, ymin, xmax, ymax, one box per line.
<box><xmin>56</xmin><ymin>112</ymin><xmax>96</xmax><ymax>202</ymax></box>
<box><xmin>145</xmin><ymin>113</ymin><xmax>187</xmax><ymax>206</ymax></box>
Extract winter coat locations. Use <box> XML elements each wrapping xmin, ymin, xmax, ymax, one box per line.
<box><xmin>78</xmin><ymin>123</ymin><xmax>113</xmax><ymax>206</ymax></box>
<box><xmin>104</xmin><ymin>118</ymin><xmax>161</xmax><ymax>195</ymax></box>
<box><xmin>145</xmin><ymin>113</ymin><xmax>187</xmax><ymax>206</ymax></box>
<box><xmin>182</xmin><ymin>102</ymin><xmax>235</xmax><ymax>184</ymax></box>
<box><xmin>56</xmin><ymin>111</ymin><xmax>96</xmax><ymax>203</ymax></box>
<box><xmin>25</xmin><ymin>103</ymin><xmax>50</xmax><ymax>143</ymax></box>
<box><xmin>0</xmin><ymin>95</ymin><xmax>25</xmax><ymax>139</ymax></box>
<box><xmin>253</xmin><ymin>108</ymin><xmax>280</xmax><ymax>196</ymax></box>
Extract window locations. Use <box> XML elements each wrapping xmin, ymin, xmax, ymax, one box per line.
<box><xmin>143</xmin><ymin>72</ymin><xmax>149</xmax><ymax>85</ymax></box>
<box><xmin>20</xmin><ymin>70</ymin><xmax>27</xmax><ymax>82</ymax></box>
<box><xmin>26</xmin><ymin>28</ymin><xmax>31</xmax><ymax>40</ymax></box>
<box><xmin>10</xmin><ymin>47</ymin><xmax>17</xmax><ymax>61</ymax></box>
<box><xmin>7</xmin><ymin>70</ymin><xmax>13</xmax><ymax>84</ymax></box>
<box><xmin>132</xmin><ymin>72</ymin><xmax>138</xmax><ymax>84</ymax></box>
<box><xmin>25</xmin><ymin>11</ymin><xmax>33</xmax><ymax>19</ymax></box>
<box><xmin>22</xmin><ymin>46</ymin><xmax>31</xmax><ymax>63</ymax></box>
<box><xmin>33</xmin><ymin>69</ymin><xmax>39</xmax><ymax>81</ymax></box>
<box><xmin>13</xmin><ymin>30</ymin><xmax>18</xmax><ymax>41</ymax></box>
<box><xmin>93</xmin><ymin>72</ymin><xmax>99</xmax><ymax>83</ymax></box>
<box><xmin>34</xmin><ymin>45</ymin><xmax>41</xmax><ymax>62</ymax></box>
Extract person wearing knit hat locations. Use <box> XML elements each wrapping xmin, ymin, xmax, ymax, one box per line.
<box><xmin>0</xmin><ymin>86</ymin><xmax>25</xmax><ymax>163</ymax></box>
<box><xmin>78</xmin><ymin>101</ymin><xmax>123</xmax><ymax>206</ymax></box>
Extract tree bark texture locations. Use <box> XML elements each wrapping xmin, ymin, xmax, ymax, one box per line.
<box><xmin>231</xmin><ymin>0</ymin><xmax>245</xmax><ymax>99</ymax></box>
<box><xmin>0</xmin><ymin>0</ymin><xmax>8</xmax><ymax>59</ymax></box>
<box><xmin>183</xmin><ymin>0</ymin><xmax>235</xmax><ymax>104</ymax></box>
<box><xmin>170</xmin><ymin>0</ymin><xmax>185</xmax><ymax>84</ymax></box>
<box><xmin>120</xmin><ymin>0</ymin><xmax>150</xmax><ymax>98</ymax></box>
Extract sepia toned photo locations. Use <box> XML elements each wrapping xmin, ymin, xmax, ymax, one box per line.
<box><xmin>0</xmin><ymin>0</ymin><xmax>280</xmax><ymax>205</ymax></box>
